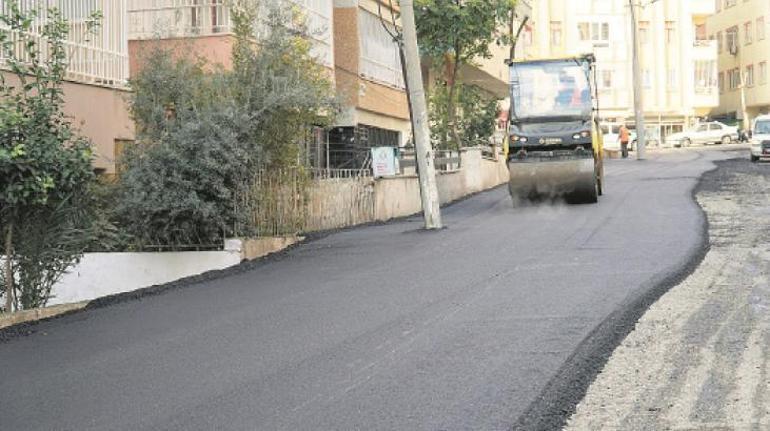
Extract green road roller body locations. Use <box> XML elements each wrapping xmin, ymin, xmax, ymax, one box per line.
<box><xmin>507</xmin><ymin>54</ymin><xmax>604</xmax><ymax>204</ymax></box>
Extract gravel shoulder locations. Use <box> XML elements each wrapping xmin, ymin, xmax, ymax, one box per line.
<box><xmin>566</xmin><ymin>158</ymin><xmax>770</xmax><ymax>430</ymax></box>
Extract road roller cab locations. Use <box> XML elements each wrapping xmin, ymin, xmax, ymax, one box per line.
<box><xmin>507</xmin><ymin>54</ymin><xmax>604</xmax><ymax>204</ymax></box>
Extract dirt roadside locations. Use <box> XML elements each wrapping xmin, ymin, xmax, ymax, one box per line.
<box><xmin>566</xmin><ymin>158</ymin><xmax>770</xmax><ymax>430</ymax></box>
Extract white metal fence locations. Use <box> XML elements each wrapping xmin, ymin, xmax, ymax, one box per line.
<box><xmin>128</xmin><ymin>0</ymin><xmax>333</xmax><ymax>67</ymax></box>
<box><xmin>0</xmin><ymin>0</ymin><xmax>129</xmax><ymax>87</ymax></box>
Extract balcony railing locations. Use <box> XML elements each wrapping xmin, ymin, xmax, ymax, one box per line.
<box><xmin>128</xmin><ymin>0</ymin><xmax>333</xmax><ymax>66</ymax></box>
<box><xmin>693</xmin><ymin>39</ymin><xmax>716</xmax><ymax>48</ymax></box>
<box><xmin>0</xmin><ymin>0</ymin><xmax>129</xmax><ymax>87</ymax></box>
<box><xmin>128</xmin><ymin>1</ymin><xmax>230</xmax><ymax>39</ymax></box>
<box><xmin>694</xmin><ymin>86</ymin><xmax>718</xmax><ymax>95</ymax></box>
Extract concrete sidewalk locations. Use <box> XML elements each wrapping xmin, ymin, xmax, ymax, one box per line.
<box><xmin>566</xmin><ymin>159</ymin><xmax>770</xmax><ymax>430</ymax></box>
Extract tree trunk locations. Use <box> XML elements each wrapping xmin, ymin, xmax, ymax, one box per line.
<box><xmin>4</xmin><ymin>223</ymin><xmax>13</xmax><ymax>313</ymax></box>
<box><xmin>445</xmin><ymin>49</ymin><xmax>462</xmax><ymax>151</ymax></box>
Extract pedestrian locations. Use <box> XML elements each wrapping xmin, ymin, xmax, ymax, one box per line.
<box><xmin>619</xmin><ymin>124</ymin><xmax>630</xmax><ymax>158</ymax></box>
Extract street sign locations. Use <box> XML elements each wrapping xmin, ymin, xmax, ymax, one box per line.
<box><xmin>371</xmin><ymin>147</ymin><xmax>398</xmax><ymax>178</ymax></box>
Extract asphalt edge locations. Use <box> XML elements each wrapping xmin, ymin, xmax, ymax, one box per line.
<box><xmin>511</xmin><ymin>159</ymin><xmax>730</xmax><ymax>431</ymax></box>
<box><xmin>0</xmin><ymin>182</ymin><xmax>508</xmax><ymax>344</ymax></box>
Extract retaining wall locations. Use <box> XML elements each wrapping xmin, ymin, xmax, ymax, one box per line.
<box><xmin>42</xmin><ymin>148</ymin><xmax>507</xmax><ymax>307</ymax></box>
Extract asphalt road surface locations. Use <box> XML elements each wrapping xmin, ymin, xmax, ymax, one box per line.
<box><xmin>0</xmin><ymin>147</ymin><xmax>746</xmax><ymax>431</ymax></box>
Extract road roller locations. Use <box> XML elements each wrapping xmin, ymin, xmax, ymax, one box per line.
<box><xmin>505</xmin><ymin>54</ymin><xmax>604</xmax><ymax>204</ymax></box>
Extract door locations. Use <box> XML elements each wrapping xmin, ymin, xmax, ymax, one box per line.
<box><xmin>709</xmin><ymin>123</ymin><xmax>724</xmax><ymax>143</ymax></box>
<box><xmin>693</xmin><ymin>124</ymin><xmax>709</xmax><ymax>144</ymax></box>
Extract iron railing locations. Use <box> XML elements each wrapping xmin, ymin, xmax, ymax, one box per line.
<box><xmin>0</xmin><ymin>0</ymin><xmax>129</xmax><ymax>87</ymax></box>
<box><xmin>127</xmin><ymin>0</ymin><xmax>333</xmax><ymax>66</ymax></box>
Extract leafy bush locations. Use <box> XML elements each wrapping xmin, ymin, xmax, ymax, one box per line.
<box><xmin>0</xmin><ymin>2</ymin><xmax>101</xmax><ymax>311</ymax></box>
<box><xmin>116</xmin><ymin>2</ymin><xmax>336</xmax><ymax>248</ymax></box>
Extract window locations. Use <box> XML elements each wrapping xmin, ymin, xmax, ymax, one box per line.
<box><xmin>578</xmin><ymin>21</ymin><xmax>609</xmax><ymax>43</ymax></box>
<box><xmin>550</xmin><ymin>21</ymin><xmax>562</xmax><ymax>46</ymax></box>
<box><xmin>666</xmin><ymin>21</ymin><xmax>676</xmax><ymax>44</ymax></box>
<box><xmin>643</xmin><ymin>69</ymin><xmax>652</xmax><ymax>88</ymax></box>
<box><xmin>667</xmin><ymin>68</ymin><xmax>678</xmax><ymax>89</ymax></box>
<box><xmin>601</xmin><ymin>70</ymin><xmax>613</xmax><ymax>89</ymax></box>
<box><xmin>578</xmin><ymin>22</ymin><xmax>590</xmax><ymax>41</ymax></box>
<box><xmin>746</xmin><ymin>64</ymin><xmax>755</xmax><ymax>87</ymax></box>
<box><xmin>696</xmin><ymin>24</ymin><xmax>707</xmax><ymax>41</ymax></box>
<box><xmin>745</xmin><ymin>21</ymin><xmax>753</xmax><ymax>44</ymax></box>
<box><xmin>729</xmin><ymin>67</ymin><xmax>741</xmax><ymax>90</ymax></box>
<box><xmin>522</xmin><ymin>26</ymin><xmax>534</xmax><ymax>47</ymax></box>
<box><xmin>590</xmin><ymin>22</ymin><xmax>610</xmax><ymax>41</ymax></box>
<box><xmin>695</xmin><ymin>60</ymin><xmax>718</xmax><ymax>92</ymax></box>
<box><xmin>717</xmin><ymin>31</ymin><xmax>723</xmax><ymax>53</ymax></box>
<box><xmin>760</xmin><ymin>62</ymin><xmax>768</xmax><ymax>85</ymax></box>
<box><xmin>709</xmin><ymin>123</ymin><xmax>723</xmax><ymax>131</ymax></box>
<box><xmin>716</xmin><ymin>0</ymin><xmax>721</xmax><ymax>12</ymax></box>
<box><xmin>725</xmin><ymin>0</ymin><xmax>737</xmax><ymax>7</ymax></box>
<box><xmin>758</xmin><ymin>17</ymin><xmax>765</xmax><ymax>41</ymax></box>
<box><xmin>639</xmin><ymin>21</ymin><xmax>649</xmax><ymax>44</ymax></box>
<box><xmin>696</xmin><ymin>124</ymin><xmax>708</xmax><ymax>132</ymax></box>
<box><xmin>359</xmin><ymin>10</ymin><xmax>404</xmax><ymax>89</ymax></box>
<box><xmin>726</xmin><ymin>26</ymin><xmax>739</xmax><ymax>53</ymax></box>
<box><xmin>718</xmin><ymin>71</ymin><xmax>724</xmax><ymax>93</ymax></box>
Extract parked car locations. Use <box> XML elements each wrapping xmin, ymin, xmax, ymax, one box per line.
<box><xmin>750</xmin><ymin>114</ymin><xmax>770</xmax><ymax>162</ymax></box>
<box><xmin>665</xmin><ymin>121</ymin><xmax>738</xmax><ymax>147</ymax></box>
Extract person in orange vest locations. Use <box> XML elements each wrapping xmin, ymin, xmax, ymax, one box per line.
<box><xmin>619</xmin><ymin>124</ymin><xmax>630</xmax><ymax>158</ymax></box>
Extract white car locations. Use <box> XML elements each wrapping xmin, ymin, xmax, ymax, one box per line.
<box><xmin>750</xmin><ymin>115</ymin><xmax>770</xmax><ymax>162</ymax></box>
<box><xmin>665</xmin><ymin>121</ymin><xmax>738</xmax><ymax>147</ymax></box>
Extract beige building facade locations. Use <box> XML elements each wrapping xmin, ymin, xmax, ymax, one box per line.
<box><xmin>529</xmin><ymin>0</ymin><xmax>718</xmax><ymax>141</ymax></box>
<box><xmin>707</xmin><ymin>0</ymin><xmax>770</xmax><ymax>126</ymax></box>
<box><xmin>1</xmin><ymin>0</ymin><xmax>134</xmax><ymax>175</ymax></box>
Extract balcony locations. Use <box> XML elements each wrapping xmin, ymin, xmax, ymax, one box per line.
<box><xmin>692</xmin><ymin>39</ymin><xmax>717</xmax><ymax>60</ymax></box>
<box><xmin>128</xmin><ymin>1</ymin><xmax>231</xmax><ymax>39</ymax></box>
<box><xmin>693</xmin><ymin>87</ymin><xmax>719</xmax><ymax>108</ymax></box>
<box><xmin>0</xmin><ymin>0</ymin><xmax>129</xmax><ymax>87</ymax></box>
<box><xmin>128</xmin><ymin>0</ymin><xmax>333</xmax><ymax>67</ymax></box>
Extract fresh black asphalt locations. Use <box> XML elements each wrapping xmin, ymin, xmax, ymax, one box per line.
<box><xmin>0</xmin><ymin>147</ymin><xmax>746</xmax><ymax>430</ymax></box>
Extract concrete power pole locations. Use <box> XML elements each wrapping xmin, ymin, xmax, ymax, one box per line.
<box><xmin>399</xmin><ymin>0</ymin><xmax>442</xmax><ymax>229</ymax></box>
<box><xmin>629</xmin><ymin>0</ymin><xmax>646</xmax><ymax>160</ymax></box>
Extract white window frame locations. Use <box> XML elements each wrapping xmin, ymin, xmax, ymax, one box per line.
<box><xmin>358</xmin><ymin>9</ymin><xmax>404</xmax><ymax>89</ymax></box>
<box><xmin>667</xmin><ymin>68</ymin><xmax>678</xmax><ymax>89</ymax></box>
<box><xmin>745</xmin><ymin>21</ymin><xmax>753</xmax><ymax>45</ymax></box>
<box><xmin>550</xmin><ymin>21</ymin><xmax>562</xmax><ymax>46</ymax></box>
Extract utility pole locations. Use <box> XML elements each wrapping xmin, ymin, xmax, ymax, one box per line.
<box><xmin>738</xmin><ymin>50</ymin><xmax>750</xmax><ymax>131</ymax></box>
<box><xmin>629</xmin><ymin>0</ymin><xmax>646</xmax><ymax>160</ymax></box>
<box><xmin>399</xmin><ymin>0</ymin><xmax>442</xmax><ymax>229</ymax></box>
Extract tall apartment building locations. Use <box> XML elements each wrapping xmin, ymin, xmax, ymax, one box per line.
<box><xmin>707</xmin><ymin>0</ymin><xmax>770</xmax><ymax>126</ymax></box>
<box><xmin>0</xmin><ymin>0</ymin><xmax>134</xmax><ymax>175</ymax></box>
<box><xmin>529</xmin><ymin>0</ymin><xmax>718</xmax><ymax>140</ymax></box>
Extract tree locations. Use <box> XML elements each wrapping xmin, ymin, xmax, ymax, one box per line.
<box><xmin>428</xmin><ymin>83</ymin><xmax>499</xmax><ymax>148</ymax></box>
<box><xmin>415</xmin><ymin>0</ymin><xmax>514</xmax><ymax>149</ymax></box>
<box><xmin>0</xmin><ymin>2</ymin><xmax>101</xmax><ymax>311</ymax></box>
<box><xmin>117</xmin><ymin>1</ymin><xmax>337</xmax><ymax>247</ymax></box>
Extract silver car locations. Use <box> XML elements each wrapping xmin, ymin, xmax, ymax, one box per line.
<box><xmin>665</xmin><ymin>122</ymin><xmax>739</xmax><ymax>147</ymax></box>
